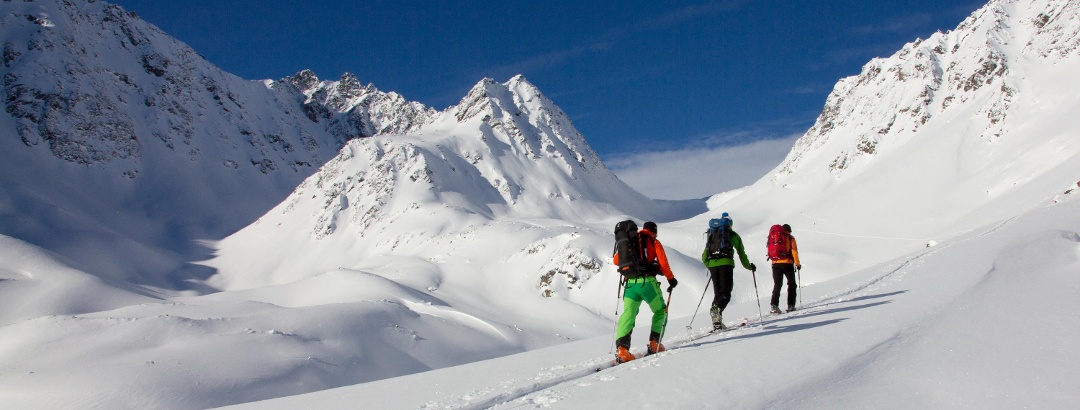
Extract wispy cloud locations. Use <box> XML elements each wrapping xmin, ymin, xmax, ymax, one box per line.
<box><xmin>849</xmin><ymin>13</ymin><xmax>935</xmax><ymax>35</ymax></box>
<box><xmin>809</xmin><ymin>3</ymin><xmax>982</xmax><ymax>73</ymax></box>
<box><xmin>778</xmin><ymin>84</ymin><xmax>828</xmax><ymax>95</ymax></box>
<box><xmin>849</xmin><ymin>3</ymin><xmax>980</xmax><ymax>36</ymax></box>
<box><xmin>634</xmin><ymin>1</ymin><xmax>744</xmax><ymax>32</ymax></box>
<box><xmin>474</xmin><ymin>1</ymin><xmax>743</xmax><ymax>81</ymax></box>
<box><xmin>606</xmin><ymin>132</ymin><xmax>801</xmax><ymax>200</ymax></box>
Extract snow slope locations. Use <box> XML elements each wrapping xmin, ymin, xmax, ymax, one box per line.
<box><xmin>226</xmin><ymin>194</ymin><xmax>1080</xmax><ymax>409</ymax></box>
<box><xmin>2</xmin><ymin>0</ymin><xmax>1079</xmax><ymax>408</ymax></box>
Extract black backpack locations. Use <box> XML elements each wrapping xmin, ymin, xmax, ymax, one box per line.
<box><xmin>705</xmin><ymin>218</ymin><xmax>734</xmax><ymax>260</ymax></box>
<box><xmin>614</xmin><ymin>220</ymin><xmax>647</xmax><ymax>278</ymax></box>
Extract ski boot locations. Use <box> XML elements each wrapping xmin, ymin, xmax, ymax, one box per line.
<box><xmin>647</xmin><ymin>339</ymin><xmax>666</xmax><ymax>355</ymax></box>
<box><xmin>786</xmin><ymin>305</ymin><xmax>797</xmax><ymax>313</ymax></box>
<box><xmin>615</xmin><ymin>346</ymin><xmax>635</xmax><ymax>363</ymax></box>
<box><xmin>770</xmin><ymin>305</ymin><xmax>783</xmax><ymax>315</ymax></box>
<box><xmin>710</xmin><ymin>305</ymin><xmax>726</xmax><ymax>330</ymax></box>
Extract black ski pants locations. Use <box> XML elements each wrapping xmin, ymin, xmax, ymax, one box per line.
<box><xmin>708</xmin><ymin>265</ymin><xmax>735</xmax><ymax>313</ymax></box>
<box><xmin>770</xmin><ymin>263</ymin><xmax>797</xmax><ymax>307</ymax></box>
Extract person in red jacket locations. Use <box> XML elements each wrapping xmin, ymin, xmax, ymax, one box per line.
<box><xmin>769</xmin><ymin>224</ymin><xmax>802</xmax><ymax>314</ymax></box>
<box><xmin>612</xmin><ymin>221</ymin><xmax>678</xmax><ymax>363</ymax></box>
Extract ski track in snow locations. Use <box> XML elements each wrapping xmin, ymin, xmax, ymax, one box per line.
<box><xmin>807</xmin><ymin>212</ymin><xmax>1021</xmax><ymax>311</ymax></box>
<box><xmin>430</xmin><ymin>303</ymin><xmax>853</xmax><ymax>408</ymax></box>
<box><xmin>425</xmin><ymin>301</ymin><xmax>864</xmax><ymax>408</ymax></box>
<box><xmin>426</xmin><ymin>213</ymin><xmax>1028</xmax><ymax>408</ymax></box>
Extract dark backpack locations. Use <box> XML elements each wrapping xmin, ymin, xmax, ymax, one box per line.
<box><xmin>614</xmin><ymin>220</ymin><xmax>647</xmax><ymax>278</ymax></box>
<box><xmin>767</xmin><ymin>224</ymin><xmax>791</xmax><ymax>261</ymax></box>
<box><xmin>705</xmin><ymin>218</ymin><xmax>734</xmax><ymax>260</ymax></box>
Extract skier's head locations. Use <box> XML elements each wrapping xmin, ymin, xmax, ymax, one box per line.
<box><xmin>643</xmin><ymin>221</ymin><xmax>658</xmax><ymax>235</ymax></box>
<box><xmin>783</xmin><ymin>224</ymin><xmax>792</xmax><ymax>233</ymax></box>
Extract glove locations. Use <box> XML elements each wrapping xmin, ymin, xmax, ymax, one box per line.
<box><xmin>667</xmin><ymin>277</ymin><xmax>678</xmax><ymax>292</ymax></box>
<box><xmin>749</xmin><ymin>263</ymin><xmax>757</xmax><ymax>272</ymax></box>
<box><xmin>796</xmin><ymin>265</ymin><xmax>802</xmax><ymax>271</ymax></box>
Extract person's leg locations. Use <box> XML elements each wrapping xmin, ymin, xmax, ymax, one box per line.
<box><xmin>644</xmin><ymin>279</ymin><xmax>667</xmax><ymax>336</ymax></box>
<box><xmin>717</xmin><ymin>265</ymin><xmax>735</xmax><ymax>312</ymax></box>
<box><xmin>709</xmin><ymin>266</ymin><xmax>724</xmax><ymax>309</ymax></box>
<box><xmin>785</xmin><ymin>267</ymin><xmax>798</xmax><ymax>309</ymax></box>
<box><xmin>709</xmin><ymin>266</ymin><xmax>724</xmax><ymax>326</ymax></box>
<box><xmin>615</xmin><ymin>284</ymin><xmax>644</xmax><ymax>348</ymax></box>
<box><xmin>644</xmin><ymin>279</ymin><xmax>669</xmax><ymax>353</ymax></box>
<box><xmin>770</xmin><ymin>264</ymin><xmax>785</xmax><ymax>308</ymax></box>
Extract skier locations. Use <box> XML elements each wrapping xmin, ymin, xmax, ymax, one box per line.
<box><xmin>769</xmin><ymin>224</ymin><xmax>801</xmax><ymax>314</ymax></box>
<box><xmin>701</xmin><ymin>213</ymin><xmax>756</xmax><ymax>330</ymax></box>
<box><xmin>613</xmin><ymin>221</ymin><xmax>678</xmax><ymax>363</ymax></box>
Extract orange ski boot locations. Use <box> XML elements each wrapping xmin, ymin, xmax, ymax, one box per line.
<box><xmin>647</xmin><ymin>340</ymin><xmax>666</xmax><ymax>355</ymax></box>
<box><xmin>615</xmin><ymin>346</ymin><xmax>635</xmax><ymax>363</ymax></box>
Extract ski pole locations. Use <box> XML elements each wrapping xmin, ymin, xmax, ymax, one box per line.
<box><xmin>687</xmin><ymin>272</ymin><xmax>713</xmax><ymax>332</ymax></box>
<box><xmin>797</xmin><ymin>266</ymin><xmax>802</xmax><ymax>308</ymax></box>
<box><xmin>750</xmin><ymin>267</ymin><xmax>763</xmax><ymax>323</ymax></box>
<box><xmin>610</xmin><ymin>276</ymin><xmax>624</xmax><ymax>354</ymax></box>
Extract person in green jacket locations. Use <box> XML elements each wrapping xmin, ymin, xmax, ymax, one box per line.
<box><xmin>701</xmin><ymin>212</ymin><xmax>756</xmax><ymax>330</ymax></box>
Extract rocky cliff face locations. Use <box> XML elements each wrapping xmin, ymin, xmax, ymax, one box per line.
<box><xmin>0</xmin><ymin>0</ymin><xmax>439</xmax><ymax>285</ymax></box>
<box><xmin>775</xmin><ymin>0</ymin><xmax>1080</xmax><ymax>180</ymax></box>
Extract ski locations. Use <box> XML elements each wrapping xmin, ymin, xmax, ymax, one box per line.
<box><xmin>597</xmin><ymin>353</ymin><xmax>637</xmax><ymax>371</ymax></box>
<box><xmin>686</xmin><ymin>317</ymin><xmax>749</xmax><ymax>342</ymax></box>
<box><xmin>599</xmin><ymin>315</ymin><xmax>763</xmax><ymax>371</ymax></box>
<box><xmin>596</xmin><ymin>359</ymin><xmax>619</xmax><ymax>372</ymax></box>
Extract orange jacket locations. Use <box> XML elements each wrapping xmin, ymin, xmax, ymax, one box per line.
<box><xmin>613</xmin><ymin>230</ymin><xmax>675</xmax><ymax>280</ymax></box>
<box><xmin>771</xmin><ymin>235</ymin><xmax>801</xmax><ymax>266</ymax></box>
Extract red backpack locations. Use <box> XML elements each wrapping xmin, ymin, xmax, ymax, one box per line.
<box><xmin>767</xmin><ymin>224</ymin><xmax>791</xmax><ymax>261</ymax></box>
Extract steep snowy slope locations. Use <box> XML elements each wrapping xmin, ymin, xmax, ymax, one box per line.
<box><xmin>0</xmin><ymin>0</ymin><xmax>435</xmax><ymax>286</ymax></box>
<box><xmin>674</xmin><ymin>0</ymin><xmax>1080</xmax><ymax>285</ymax></box>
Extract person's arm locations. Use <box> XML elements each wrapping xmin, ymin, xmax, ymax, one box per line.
<box><xmin>653</xmin><ymin>240</ymin><xmax>674</xmax><ymax>280</ymax></box>
<box><xmin>733</xmin><ymin>232</ymin><xmax>755</xmax><ymax>271</ymax></box>
<box><xmin>791</xmin><ymin>236</ymin><xmax>801</xmax><ymax>268</ymax></box>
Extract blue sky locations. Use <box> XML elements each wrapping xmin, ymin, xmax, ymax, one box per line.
<box><xmin>111</xmin><ymin>0</ymin><xmax>982</xmax><ymax>199</ymax></box>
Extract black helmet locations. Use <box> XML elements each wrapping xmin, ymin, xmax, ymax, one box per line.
<box><xmin>783</xmin><ymin>224</ymin><xmax>792</xmax><ymax>232</ymax></box>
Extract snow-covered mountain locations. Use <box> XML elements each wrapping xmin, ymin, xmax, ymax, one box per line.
<box><xmin>1</xmin><ymin>0</ymin><xmax>1079</xmax><ymax>408</ymax></box>
<box><xmin>678</xmin><ymin>0</ymin><xmax>1080</xmax><ymax>285</ymax></box>
<box><xmin>202</xmin><ymin>75</ymin><xmax>703</xmax><ymax>291</ymax></box>
<box><xmin>0</xmin><ymin>0</ymin><xmax>436</xmax><ymax>287</ymax></box>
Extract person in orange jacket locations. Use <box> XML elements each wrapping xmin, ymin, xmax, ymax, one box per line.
<box><xmin>612</xmin><ymin>221</ymin><xmax>678</xmax><ymax>363</ymax></box>
<box><xmin>769</xmin><ymin>224</ymin><xmax>801</xmax><ymax>314</ymax></box>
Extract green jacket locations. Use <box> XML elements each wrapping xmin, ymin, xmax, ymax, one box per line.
<box><xmin>701</xmin><ymin>229</ymin><xmax>754</xmax><ymax>270</ymax></box>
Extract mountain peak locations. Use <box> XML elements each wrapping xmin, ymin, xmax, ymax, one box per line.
<box><xmin>284</xmin><ymin>69</ymin><xmax>321</xmax><ymax>91</ymax></box>
<box><xmin>454</xmin><ymin>78</ymin><xmax>502</xmax><ymax>122</ymax></box>
<box><xmin>452</xmin><ymin>75</ymin><xmax>551</xmax><ymax>125</ymax></box>
<box><xmin>772</xmin><ymin>0</ymin><xmax>1080</xmax><ymax>181</ymax></box>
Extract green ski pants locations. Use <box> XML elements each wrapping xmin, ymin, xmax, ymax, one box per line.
<box><xmin>616</xmin><ymin>276</ymin><xmax>668</xmax><ymax>341</ymax></box>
